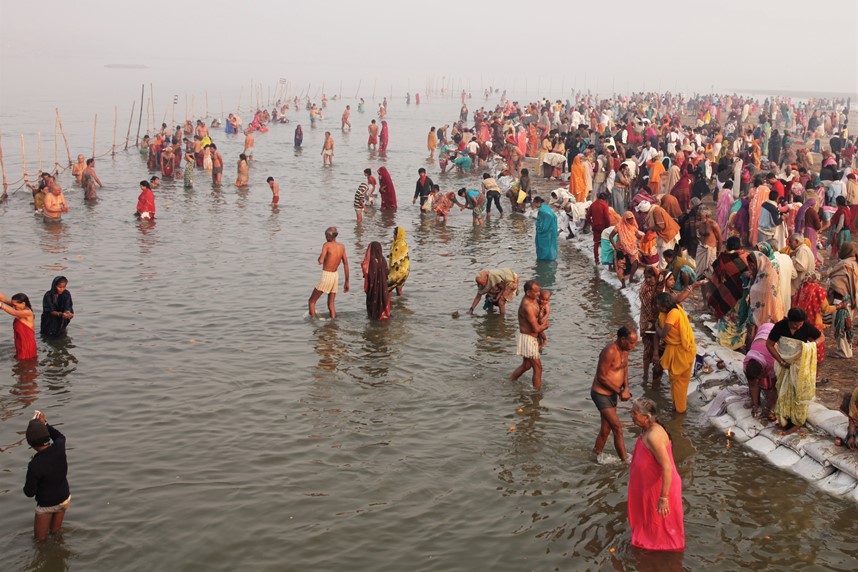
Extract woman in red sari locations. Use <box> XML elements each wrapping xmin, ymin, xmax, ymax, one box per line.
<box><xmin>379</xmin><ymin>120</ymin><xmax>389</xmax><ymax>153</ymax></box>
<box><xmin>628</xmin><ymin>397</ymin><xmax>685</xmax><ymax>551</ymax></box>
<box><xmin>792</xmin><ymin>271</ymin><xmax>835</xmax><ymax>363</ymax></box>
<box><xmin>361</xmin><ymin>242</ymin><xmax>391</xmax><ymax>321</ymax></box>
<box><xmin>377</xmin><ymin>167</ymin><xmax>397</xmax><ymax>210</ymax></box>
<box><xmin>0</xmin><ymin>291</ymin><xmax>37</xmax><ymax>360</ymax></box>
<box><xmin>669</xmin><ymin>164</ymin><xmax>693</xmax><ymax>214</ymax></box>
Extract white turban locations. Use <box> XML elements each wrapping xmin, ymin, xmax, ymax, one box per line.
<box><xmin>636</xmin><ymin>201</ymin><xmax>652</xmax><ymax>213</ymax></box>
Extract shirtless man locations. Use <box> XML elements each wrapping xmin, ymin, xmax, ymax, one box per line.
<box><xmin>367</xmin><ymin>120</ymin><xmax>379</xmax><ymax>150</ymax></box>
<box><xmin>321</xmin><ymin>132</ymin><xmax>334</xmax><ymax>166</ymax></box>
<box><xmin>243</xmin><ymin>130</ymin><xmax>255</xmax><ymax>161</ymax></box>
<box><xmin>341</xmin><ymin>105</ymin><xmax>351</xmax><ymax>131</ymax></box>
<box><xmin>235</xmin><ymin>154</ymin><xmax>249</xmax><ymax>187</ymax></box>
<box><xmin>43</xmin><ymin>179</ymin><xmax>68</xmax><ymax>221</ymax></box>
<box><xmin>308</xmin><ymin>227</ymin><xmax>350</xmax><ymax>319</ymax></box>
<box><xmin>210</xmin><ymin>144</ymin><xmax>223</xmax><ymax>186</ymax></box>
<box><xmin>267</xmin><ymin>176</ymin><xmax>279</xmax><ymax>206</ymax></box>
<box><xmin>71</xmin><ymin>155</ymin><xmax>86</xmax><ymax>186</ymax></box>
<box><xmin>695</xmin><ymin>207</ymin><xmax>722</xmax><ymax>279</ymax></box>
<box><xmin>509</xmin><ymin>280</ymin><xmax>548</xmax><ymax>390</ymax></box>
<box><xmin>591</xmin><ymin>326</ymin><xmax>638</xmax><ymax>462</ymax></box>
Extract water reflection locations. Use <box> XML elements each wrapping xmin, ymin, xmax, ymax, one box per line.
<box><xmin>0</xmin><ymin>360</ymin><xmax>41</xmax><ymax>422</ymax></box>
<box><xmin>533</xmin><ymin>260</ymin><xmax>558</xmax><ymax>289</ymax></box>
<box><xmin>356</xmin><ymin>320</ymin><xmax>391</xmax><ymax>385</ymax></box>
<box><xmin>313</xmin><ymin>321</ymin><xmax>344</xmax><ymax>375</ymax></box>
<box><xmin>135</xmin><ymin>219</ymin><xmax>158</xmax><ymax>257</ymax></box>
<box><xmin>41</xmin><ymin>336</ymin><xmax>78</xmax><ymax>384</ymax></box>
<box><xmin>471</xmin><ymin>313</ymin><xmax>518</xmax><ymax>356</ymax></box>
<box><xmin>22</xmin><ymin>535</ymin><xmax>76</xmax><ymax>572</ymax></box>
<box><xmin>39</xmin><ymin>219</ymin><xmax>68</xmax><ymax>256</ymax></box>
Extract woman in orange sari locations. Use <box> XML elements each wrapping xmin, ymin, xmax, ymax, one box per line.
<box><xmin>569</xmin><ymin>155</ymin><xmax>588</xmax><ymax>203</ymax></box>
<box><xmin>527</xmin><ymin>123</ymin><xmax>538</xmax><ymax>157</ymax></box>
<box><xmin>648</xmin><ymin>156</ymin><xmax>666</xmax><ymax>196</ymax></box>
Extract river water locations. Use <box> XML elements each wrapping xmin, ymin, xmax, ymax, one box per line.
<box><xmin>1</xmin><ymin>90</ymin><xmax>857</xmax><ymax>571</ymax></box>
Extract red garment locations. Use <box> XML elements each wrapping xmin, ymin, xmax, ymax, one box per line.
<box><xmin>586</xmin><ymin>199</ymin><xmax>611</xmax><ymax>234</ymax></box>
<box><xmin>379</xmin><ymin>121</ymin><xmax>389</xmax><ymax>153</ymax></box>
<box><xmin>628</xmin><ymin>436</ymin><xmax>685</xmax><ymax>551</ymax></box>
<box><xmin>670</xmin><ymin>175</ymin><xmax>692</xmax><ymax>214</ymax></box>
<box><xmin>377</xmin><ymin>167</ymin><xmax>397</xmax><ymax>210</ymax></box>
<box><xmin>771</xmin><ymin>180</ymin><xmax>785</xmax><ymax>200</ymax></box>
<box><xmin>136</xmin><ymin>188</ymin><xmax>156</xmax><ymax>216</ymax></box>
<box><xmin>13</xmin><ymin>318</ymin><xmax>37</xmax><ymax>360</ymax></box>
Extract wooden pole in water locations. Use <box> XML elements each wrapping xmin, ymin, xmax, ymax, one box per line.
<box><xmin>56</xmin><ymin>109</ymin><xmax>72</xmax><ymax>166</ymax></box>
<box><xmin>0</xmin><ymin>132</ymin><xmax>8</xmax><ymax>196</ymax></box>
<box><xmin>112</xmin><ymin>105</ymin><xmax>118</xmax><ymax>157</ymax></box>
<box><xmin>37</xmin><ymin>131</ymin><xmax>42</xmax><ymax>173</ymax></box>
<box><xmin>54</xmin><ymin>116</ymin><xmax>59</xmax><ymax>174</ymax></box>
<box><xmin>21</xmin><ymin>133</ymin><xmax>28</xmax><ymax>186</ymax></box>
<box><xmin>125</xmin><ymin>100</ymin><xmax>135</xmax><ymax>150</ymax></box>
<box><xmin>237</xmin><ymin>86</ymin><xmax>243</xmax><ymax>113</ymax></box>
<box><xmin>354</xmin><ymin>80</ymin><xmax>361</xmax><ymax>100</ymax></box>
<box><xmin>136</xmin><ymin>83</ymin><xmax>144</xmax><ymax>145</ymax></box>
<box><xmin>92</xmin><ymin>114</ymin><xmax>97</xmax><ymax>158</ymax></box>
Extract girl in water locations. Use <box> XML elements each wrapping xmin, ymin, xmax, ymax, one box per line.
<box><xmin>0</xmin><ymin>291</ymin><xmax>37</xmax><ymax>360</ymax></box>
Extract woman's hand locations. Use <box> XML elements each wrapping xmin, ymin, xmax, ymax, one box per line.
<box><xmin>657</xmin><ymin>497</ymin><xmax>670</xmax><ymax>517</ymax></box>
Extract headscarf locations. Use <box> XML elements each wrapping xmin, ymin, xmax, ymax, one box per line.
<box><xmin>748</xmin><ymin>251</ymin><xmax>784</xmax><ymax>326</ymax></box>
<box><xmin>377</xmin><ymin>167</ymin><xmax>397</xmax><ymax>209</ymax></box>
<box><xmin>615</xmin><ymin>211</ymin><xmax>640</xmax><ymax>256</ymax></box>
<box><xmin>569</xmin><ymin>155</ymin><xmax>588</xmax><ymax>203</ymax></box>
<box><xmin>755</xmin><ymin>242</ymin><xmax>778</xmax><ymax>269</ymax></box>
<box><xmin>388</xmin><ymin>227</ymin><xmax>410</xmax><ymax>291</ymax></box>
<box><xmin>364</xmin><ymin>242</ymin><xmax>390</xmax><ymax>321</ymax></box>
<box><xmin>839</xmin><ymin>241</ymin><xmax>857</xmax><ymax>260</ymax></box>
<box><xmin>748</xmin><ymin>185</ymin><xmax>770</xmax><ymax>244</ymax></box>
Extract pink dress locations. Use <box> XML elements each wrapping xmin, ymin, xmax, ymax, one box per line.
<box><xmin>628</xmin><ymin>436</ymin><xmax>685</xmax><ymax>551</ymax></box>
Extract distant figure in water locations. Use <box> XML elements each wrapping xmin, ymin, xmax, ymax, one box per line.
<box><xmin>308</xmin><ymin>227</ymin><xmax>350</xmax><ymax>319</ymax></box>
<box><xmin>210</xmin><ymin>145</ymin><xmax>223</xmax><ymax>186</ymax></box>
<box><xmin>41</xmin><ymin>276</ymin><xmax>74</xmax><ymax>338</ymax></box>
<box><xmin>294</xmin><ymin>125</ymin><xmax>303</xmax><ymax>147</ymax></box>
<box><xmin>267</xmin><ymin>176</ymin><xmax>279</xmax><ymax>206</ymax></box>
<box><xmin>135</xmin><ymin>180</ymin><xmax>155</xmax><ymax>219</ymax></box>
<box><xmin>367</xmin><ymin>119</ymin><xmax>379</xmax><ymax>150</ymax></box>
<box><xmin>235</xmin><ymin>154</ymin><xmax>249</xmax><ymax>187</ymax></box>
<box><xmin>322</xmin><ymin>132</ymin><xmax>334</xmax><ymax>166</ymax></box>
<box><xmin>415</xmin><ymin>93</ymin><xmax>420</xmax><ymax>105</ymax></box>
<box><xmin>342</xmin><ymin>105</ymin><xmax>351</xmax><ymax>130</ymax></box>
<box><xmin>71</xmin><ymin>154</ymin><xmax>86</xmax><ymax>186</ymax></box>
<box><xmin>379</xmin><ymin>120</ymin><xmax>389</xmax><ymax>154</ymax></box>
<box><xmin>0</xmin><ymin>291</ymin><xmax>37</xmax><ymax>360</ymax></box>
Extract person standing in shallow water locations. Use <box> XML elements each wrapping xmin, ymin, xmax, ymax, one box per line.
<box><xmin>0</xmin><ymin>291</ymin><xmax>37</xmax><ymax>360</ymax></box>
<box><xmin>591</xmin><ymin>326</ymin><xmax>637</xmax><ymax>462</ymax></box>
<box><xmin>41</xmin><ymin>277</ymin><xmax>74</xmax><ymax>337</ymax></box>
<box><xmin>627</xmin><ymin>397</ymin><xmax>685</xmax><ymax>551</ymax></box>
<box><xmin>82</xmin><ymin>158</ymin><xmax>102</xmax><ymax>201</ymax></box>
<box><xmin>308</xmin><ymin>227</ymin><xmax>350</xmax><ymax>319</ymax></box>
<box><xmin>24</xmin><ymin>411</ymin><xmax>72</xmax><ymax>541</ymax></box>
<box><xmin>509</xmin><ymin>280</ymin><xmax>547</xmax><ymax>390</ymax></box>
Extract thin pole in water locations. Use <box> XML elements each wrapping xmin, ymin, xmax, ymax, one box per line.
<box><xmin>125</xmin><ymin>100</ymin><xmax>135</xmax><ymax>151</ymax></box>
<box><xmin>136</xmin><ymin>83</ymin><xmax>144</xmax><ymax>145</ymax></box>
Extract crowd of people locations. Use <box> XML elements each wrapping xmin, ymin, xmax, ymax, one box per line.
<box><xmin>6</xmin><ymin>88</ymin><xmax>858</xmax><ymax>553</ymax></box>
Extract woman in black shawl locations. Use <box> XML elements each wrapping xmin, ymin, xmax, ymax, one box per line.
<box><xmin>361</xmin><ymin>242</ymin><xmax>390</xmax><ymax>321</ymax></box>
<box><xmin>41</xmin><ymin>276</ymin><xmax>74</xmax><ymax>337</ymax></box>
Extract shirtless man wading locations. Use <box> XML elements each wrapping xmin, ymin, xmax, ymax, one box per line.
<box><xmin>210</xmin><ymin>144</ymin><xmax>223</xmax><ymax>186</ymax></box>
<box><xmin>308</xmin><ymin>227</ymin><xmax>349</xmax><ymax>319</ymax></box>
<box><xmin>591</xmin><ymin>326</ymin><xmax>638</xmax><ymax>462</ymax></box>
<box><xmin>509</xmin><ymin>280</ymin><xmax>548</xmax><ymax>390</ymax></box>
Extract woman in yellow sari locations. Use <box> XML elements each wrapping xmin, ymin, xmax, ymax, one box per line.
<box><xmin>388</xmin><ymin>226</ymin><xmax>410</xmax><ymax>296</ymax></box>
<box><xmin>655</xmin><ymin>293</ymin><xmax>696</xmax><ymax>413</ymax></box>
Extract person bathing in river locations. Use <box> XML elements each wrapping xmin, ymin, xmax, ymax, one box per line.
<box><xmin>591</xmin><ymin>326</ymin><xmax>637</xmax><ymax>462</ymax></box>
<box><xmin>41</xmin><ymin>276</ymin><xmax>73</xmax><ymax>338</ymax></box>
<box><xmin>0</xmin><ymin>291</ymin><xmax>37</xmax><ymax>360</ymax></box>
<box><xmin>308</xmin><ymin>227</ymin><xmax>350</xmax><ymax>319</ymax></box>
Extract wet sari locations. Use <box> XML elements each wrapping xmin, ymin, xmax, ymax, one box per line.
<box><xmin>362</xmin><ymin>242</ymin><xmax>390</xmax><ymax>321</ymax></box>
<box><xmin>388</xmin><ymin>227</ymin><xmax>410</xmax><ymax>292</ymax></box>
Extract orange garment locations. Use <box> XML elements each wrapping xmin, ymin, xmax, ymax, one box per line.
<box><xmin>648</xmin><ymin>159</ymin><xmax>665</xmax><ymax>195</ymax></box>
<box><xmin>569</xmin><ymin>155</ymin><xmax>588</xmax><ymax>203</ymax></box>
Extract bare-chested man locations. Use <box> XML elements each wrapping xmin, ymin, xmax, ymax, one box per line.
<box><xmin>71</xmin><ymin>154</ymin><xmax>86</xmax><ymax>186</ymax></box>
<box><xmin>243</xmin><ymin>130</ymin><xmax>255</xmax><ymax>161</ymax></box>
<box><xmin>308</xmin><ymin>226</ymin><xmax>349</xmax><ymax>319</ymax></box>
<box><xmin>367</xmin><ymin>120</ymin><xmax>379</xmax><ymax>150</ymax></box>
<box><xmin>341</xmin><ymin>105</ymin><xmax>351</xmax><ymax>131</ymax></box>
<box><xmin>42</xmin><ymin>179</ymin><xmax>68</xmax><ymax>221</ymax></box>
<box><xmin>235</xmin><ymin>154</ymin><xmax>249</xmax><ymax>187</ymax></box>
<box><xmin>321</xmin><ymin>132</ymin><xmax>334</xmax><ymax>166</ymax></box>
<box><xmin>591</xmin><ymin>326</ymin><xmax>638</xmax><ymax>462</ymax></box>
<box><xmin>210</xmin><ymin>144</ymin><xmax>223</xmax><ymax>186</ymax></box>
<box><xmin>510</xmin><ymin>280</ymin><xmax>548</xmax><ymax>390</ymax></box>
<box><xmin>695</xmin><ymin>206</ymin><xmax>722</xmax><ymax>279</ymax></box>
<box><xmin>267</xmin><ymin>176</ymin><xmax>279</xmax><ymax>206</ymax></box>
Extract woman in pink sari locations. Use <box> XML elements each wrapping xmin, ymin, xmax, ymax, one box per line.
<box><xmin>516</xmin><ymin>127</ymin><xmax>527</xmax><ymax>157</ymax></box>
<box><xmin>377</xmin><ymin>167</ymin><xmax>397</xmax><ymax>210</ymax></box>
<box><xmin>628</xmin><ymin>398</ymin><xmax>685</xmax><ymax>551</ymax></box>
<box><xmin>716</xmin><ymin>180</ymin><xmax>736</xmax><ymax>231</ymax></box>
<box><xmin>379</xmin><ymin>120</ymin><xmax>389</xmax><ymax>153</ymax></box>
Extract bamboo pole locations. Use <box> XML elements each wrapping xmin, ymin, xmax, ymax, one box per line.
<box><xmin>112</xmin><ymin>105</ymin><xmax>118</xmax><ymax>157</ymax></box>
<box><xmin>37</xmin><ymin>131</ymin><xmax>42</xmax><ymax>173</ymax></box>
<box><xmin>354</xmin><ymin>80</ymin><xmax>361</xmax><ymax>99</ymax></box>
<box><xmin>21</xmin><ymin>134</ymin><xmax>28</xmax><ymax>186</ymax></box>
<box><xmin>206</xmin><ymin>91</ymin><xmax>209</xmax><ymax>118</ymax></box>
<box><xmin>136</xmin><ymin>83</ymin><xmax>144</xmax><ymax>145</ymax></box>
<box><xmin>54</xmin><ymin>116</ymin><xmax>59</xmax><ymax>173</ymax></box>
<box><xmin>125</xmin><ymin>100</ymin><xmax>136</xmax><ymax>150</ymax></box>
<box><xmin>0</xmin><ymin>132</ymin><xmax>8</xmax><ymax>196</ymax></box>
<box><xmin>92</xmin><ymin>114</ymin><xmax>97</xmax><ymax>158</ymax></box>
<box><xmin>150</xmin><ymin>83</ymin><xmax>156</xmax><ymax>129</ymax></box>
<box><xmin>56</xmin><ymin>109</ymin><xmax>72</xmax><ymax>166</ymax></box>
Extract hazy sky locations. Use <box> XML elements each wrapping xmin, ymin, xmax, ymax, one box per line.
<box><xmin>1</xmin><ymin>0</ymin><xmax>856</xmax><ymax>99</ymax></box>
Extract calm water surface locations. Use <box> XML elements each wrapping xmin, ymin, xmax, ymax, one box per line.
<box><xmin>1</xmin><ymin>95</ymin><xmax>856</xmax><ymax>571</ymax></box>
